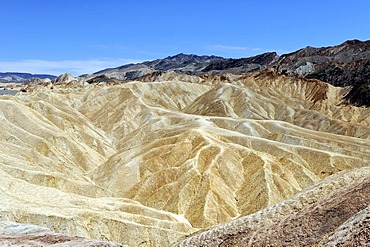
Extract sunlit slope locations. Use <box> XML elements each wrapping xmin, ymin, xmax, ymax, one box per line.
<box><xmin>0</xmin><ymin>95</ymin><xmax>113</xmax><ymax>197</ymax></box>
<box><xmin>0</xmin><ymin>167</ymin><xmax>194</xmax><ymax>246</ymax></box>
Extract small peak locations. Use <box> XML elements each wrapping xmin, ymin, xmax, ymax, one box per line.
<box><xmin>54</xmin><ymin>73</ymin><xmax>76</xmax><ymax>84</ymax></box>
<box><xmin>168</xmin><ymin>53</ymin><xmax>189</xmax><ymax>58</ymax></box>
<box><xmin>342</xmin><ymin>39</ymin><xmax>362</xmax><ymax>46</ymax></box>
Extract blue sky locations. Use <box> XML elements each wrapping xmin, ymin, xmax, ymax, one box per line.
<box><xmin>0</xmin><ymin>0</ymin><xmax>369</xmax><ymax>75</ymax></box>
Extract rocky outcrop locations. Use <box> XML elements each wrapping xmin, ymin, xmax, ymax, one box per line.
<box><xmin>318</xmin><ymin>205</ymin><xmax>370</xmax><ymax>246</ymax></box>
<box><xmin>86</xmin><ymin>74</ymin><xmax>111</xmax><ymax>84</ymax></box>
<box><xmin>53</xmin><ymin>73</ymin><xmax>77</xmax><ymax>84</ymax></box>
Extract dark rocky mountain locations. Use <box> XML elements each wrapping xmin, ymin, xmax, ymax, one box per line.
<box><xmin>93</xmin><ymin>53</ymin><xmax>225</xmax><ymax>76</ymax></box>
<box><xmin>202</xmin><ymin>52</ymin><xmax>278</xmax><ymax>73</ymax></box>
<box><xmin>91</xmin><ymin>39</ymin><xmax>369</xmax><ymax>106</ymax></box>
<box><xmin>93</xmin><ymin>52</ymin><xmax>278</xmax><ymax>77</ymax></box>
<box><xmin>0</xmin><ymin>72</ymin><xmax>57</xmax><ymax>83</ymax></box>
<box><xmin>275</xmin><ymin>39</ymin><xmax>370</xmax><ymax>106</ymax></box>
<box><xmin>143</xmin><ymin>53</ymin><xmax>225</xmax><ymax>72</ymax></box>
<box><xmin>90</xmin><ymin>54</ymin><xmax>220</xmax><ymax>81</ymax></box>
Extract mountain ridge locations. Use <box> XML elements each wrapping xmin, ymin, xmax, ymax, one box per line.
<box><xmin>86</xmin><ymin>39</ymin><xmax>369</xmax><ymax>106</ymax></box>
<box><xmin>0</xmin><ymin>72</ymin><xmax>56</xmax><ymax>83</ymax></box>
<box><xmin>91</xmin><ymin>39</ymin><xmax>369</xmax><ymax>75</ymax></box>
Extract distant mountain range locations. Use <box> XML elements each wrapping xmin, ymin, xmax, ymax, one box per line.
<box><xmin>89</xmin><ymin>39</ymin><xmax>370</xmax><ymax>106</ymax></box>
<box><xmin>91</xmin><ymin>52</ymin><xmax>279</xmax><ymax>81</ymax></box>
<box><xmin>92</xmin><ymin>39</ymin><xmax>369</xmax><ymax>87</ymax></box>
<box><xmin>0</xmin><ymin>72</ymin><xmax>56</xmax><ymax>83</ymax></box>
<box><xmin>3</xmin><ymin>39</ymin><xmax>369</xmax><ymax>105</ymax></box>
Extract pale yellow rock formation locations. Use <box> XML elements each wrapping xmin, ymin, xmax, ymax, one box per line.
<box><xmin>0</xmin><ymin>167</ymin><xmax>194</xmax><ymax>246</ymax></box>
<box><xmin>0</xmin><ymin>71</ymin><xmax>369</xmax><ymax>245</ymax></box>
<box><xmin>175</xmin><ymin>167</ymin><xmax>370</xmax><ymax>246</ymax></box>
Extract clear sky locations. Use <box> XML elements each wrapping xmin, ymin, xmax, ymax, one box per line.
<box><xmin>0</xmin><ymin>0</ymin><xmax>369</xmax><ymax>75</ymax></box>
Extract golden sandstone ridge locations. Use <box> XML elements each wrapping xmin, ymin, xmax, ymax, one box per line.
<box><xmin>0</xmin><ymin>70</ymin><xmax>369</xmax><ymax>246</ymax></box>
